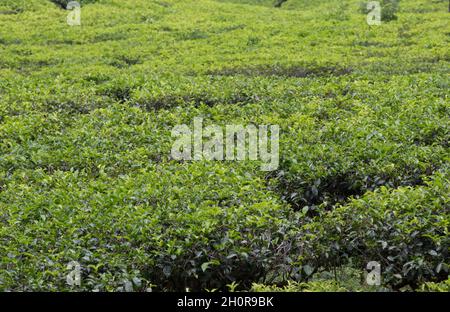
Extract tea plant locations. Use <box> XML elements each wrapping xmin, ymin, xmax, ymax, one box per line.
<box><xmin>0</xmin><ymin>0</ymin><xmax>448</xmax><ymax>291</ymax></box>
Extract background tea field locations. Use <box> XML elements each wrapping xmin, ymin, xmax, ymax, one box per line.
<box><xmin>0</xmin><ymin>0</ymin><xmax>448</xmax><ymax>291</ymax></box>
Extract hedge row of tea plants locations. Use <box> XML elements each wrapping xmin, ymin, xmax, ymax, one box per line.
<box><xmin>0</xmin><ymin>0</ymin><xmax>448</xmax><ymax>291</ymax></box>
<box><xmin>0</xmin><ymin>162</ymin><xmax>300</xmax><ymax>291</ymax></box>
<box><xmin>298</xmin><ymin>171</ymin><xmax>449</xmax><ymax>289</ymax></box>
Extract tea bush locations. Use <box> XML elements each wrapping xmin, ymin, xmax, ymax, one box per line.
<box><xmin>301</xmin><ymin>171</ymin><xmax>449</xmax><ymax>289</ymax></box>
<box><xmin>418</xmin><ymin>277</ymin><xmax>450</xmax><ymax>292</ymax></box>
<box><xmin>0</xmin><ymin>163</ymin><xmax>298</xmax><ymax>291</ymax></box>
<box><xmin>0</xmin><ymin>0</ymin><xmax>448</xmax><ymax>291</ymax></box>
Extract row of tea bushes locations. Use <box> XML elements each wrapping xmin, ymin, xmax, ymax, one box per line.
<box><xmin>299</xmin><ymin>170</ymin><xmax>449</xmax><ymax>289</ymax></box>
<box><xmin>0</xmin><ymin>162</ymin><xmax>297</xmax><ymax>291</ymax></box>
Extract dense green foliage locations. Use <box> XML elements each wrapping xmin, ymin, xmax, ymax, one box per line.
<box><xmin>0</xmin><ymin>0</ymin><xmax>448</xmax><ymax>291</ymax></box>
<box><xmin>300</xmin><ymin>171</ymin><xmax>449</xmax><ymax>289</ymax></box>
